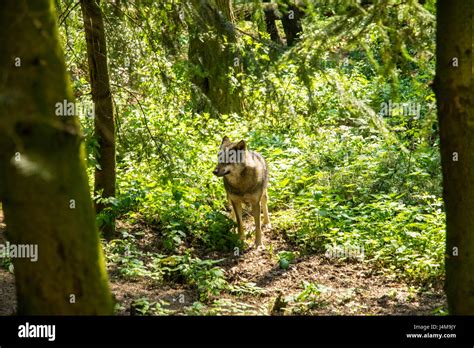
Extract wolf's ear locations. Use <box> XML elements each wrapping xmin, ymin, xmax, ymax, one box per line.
<box><xmin>235</xmin><ymin>140</ymin><xmax>246</xmax><ymax>150</ymax></box>
<box><xmin>221</xmin><ymin>136</ymin><xmax>230</xmax><ymax>146</ymax></box>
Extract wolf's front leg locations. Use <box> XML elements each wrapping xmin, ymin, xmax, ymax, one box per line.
<box><xmin>231</xmin><ymin>200</ymin><xmax>244</xmax><ymax>240</ymax></box>
<box><xmin>227</xmin><ymin>195</ymin><xmax>235</xmax><ymax>220</ymax></box>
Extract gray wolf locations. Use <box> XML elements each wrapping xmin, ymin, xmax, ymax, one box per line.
<box><xmin>213</xmin><ymin>136</ymin><xmax>270</xmax><ymax>248</ymax></box>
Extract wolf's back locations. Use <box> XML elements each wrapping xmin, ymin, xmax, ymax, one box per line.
<box><xmin>251</xmin><ymin>151</ymin><xmax>269</xmax><ymax>189</ymax></box>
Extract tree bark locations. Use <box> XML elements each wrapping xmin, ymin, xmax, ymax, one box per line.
<box><xmin>81</xmin><ymin>0</ymin><xmax>116</xmax><ymax>238</ymax></box>
<box><xmin>263</xmin><ymin>1</ymin><xmax>283</xmax><ymax>44</ymax></box>
<box><xmin>434</xmin><ymin>0</ymin><xmax>474</xmax><ymax>314</ymax></box>
<box><xmin>0</xmin><ymin>0</ymin><xmax>113</xmax><ymax>314</ymax></box>
<box><xmin>280</xmin><ymin>0</ymin><xmax>303</xmax><ymax>46</ymax></box>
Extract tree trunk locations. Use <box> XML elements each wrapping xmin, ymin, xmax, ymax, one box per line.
<box><xmin>280</xmin><ymin>0</ymin><xmax>303</xmax><ymax>46</ymax></box>
<box><xmin>81</xmin><ymin>0</ymin><xmax>116</xmax><ymax>238</ymax></box>
<box><xmin>189</xmin><ymin>0</ymin><xmax>243</xmax><ymax>115</ymax></box>
<box><xmin>0</xmin><ymin>0</ymin><xmax>113</xmax><ymax>314</ymax></box>
<box><xmin>263</xmin><ymin>1</ymin><xmax>283</xmax><ymax>44</ymax></box>
<box><xmin>215</xmin><ymin>0</ymin><xmax>235</xmax><ymax>22</ymax></box>
<box><xmin>434</xmin><ymin>0</ymin><xmax>474</xmax><ymax>314</ymax></box>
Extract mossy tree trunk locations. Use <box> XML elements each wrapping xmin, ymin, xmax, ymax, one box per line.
<box><xmin>0</xmin><ymin>0</ymin><xmax>113</xmax><ymax>315</ymax></box>
<box><xmin>263</xmin><ymin>1</ymin><xmax>283</xmax><ymax>44</ymax></box>
<box><xmin>434</xmin><ymin>0</ymin><xmax>474</xmax><ymax>314</ymax></box>
<box><xmin>81</xmin><ymin>0</ymin><xmax>116</xmax><ymax>238</ymax></box>
<box><xmin>279</xmin><ymin>0</ymin><xmax>303</xmax><ymax>46</ymax></box>
<box><xmin>189</xmin><ymin>0</ymin><xmax>243</xmax><ymax>115</ymax></box>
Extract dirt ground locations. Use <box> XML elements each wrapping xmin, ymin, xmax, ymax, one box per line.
<box><xmin>109</xmin><ymin>221</ymin><xmax>446</xmax><ymax>316</ymax></box>
<box><xmin>0</xmin><ymin>210</ymin><xmax>446</xmax><ymax>315</ymax></box>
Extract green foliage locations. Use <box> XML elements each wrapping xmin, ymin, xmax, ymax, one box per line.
<box><xmin>57</xmin><ymin>0</ymin><xmax>442</xmax><ymax>314</ymax></box>
<box><xmin>158</xmin><ymin>254</ymin><xmax>228</xmax><ymax>301</ymax></box>
<box><xmin>0</xmin><ymin>257</ymin><xmax>14</xmax><ymax>274</ymax></box>
<box><xmin>278</xmin><ymin>250</ymin><xmax>298</xmax><ymax>269</ymax></box>
<box><xmin>105</xmin><ymin>232</ymin><xmax>228</xmax><ymax>301</ymax></box>
<box><xmin>284</xmin><ymin>281</ymin><xmax>328</xmax><ymax>314</ymax></box>
<box><xmin>228</xmin><ymin>282</ymin><xmax>267</xmax><ymax>297</ymax></box>
<box><xmin>203</xmin><ymin>211</ymin><xmax>243</xmax><ymax>252</ymax></box>
<box><xmin>130</xmin><ymin>298</ymin><xmax>174</xmax><ymax>316</ymax></box>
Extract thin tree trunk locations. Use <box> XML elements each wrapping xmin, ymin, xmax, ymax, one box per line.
<box><xmin>434</xmin><ymin>0</ymin><xmax>474</xmax><ymax>314</ymax></box>
<box><xmin>81</xmin><ymin>0</ymin><xmax>116</xmax><ymax>238</ymax></box>
<box><xmin>263</xmin><ymin>1</ymin><xmax>283</xmax><ymax>44</ymax></box>
<box><xmin>280</xmin><ymin>0</ymin><xmax>303</xmax><ymax>46</ymax></box>
<box><xmin>0</xmin><ymin>0</ymin><xmax>113</xmax><ymax>314</ymax></box>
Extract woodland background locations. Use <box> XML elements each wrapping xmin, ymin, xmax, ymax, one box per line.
<box><xmin>0</xmin><ymin>0</ymin><xmax>472</xmax><ymax>315</ymax></box>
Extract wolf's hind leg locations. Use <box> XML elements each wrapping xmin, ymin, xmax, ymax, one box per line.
<box><xmin>261</xmin><ymin>190</ymin><xmax>271</xmax><ymax>228</ymax></box>
<box><xmin>252</xmin><ymin>200</ymin><xmax>263</xmax><ymax>247</ymax></box>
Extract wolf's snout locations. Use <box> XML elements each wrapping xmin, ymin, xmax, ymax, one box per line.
<box><xmin>213</xmin><ymin>167</ymin><xmax>229</xmax><ymax>177</ymax></box>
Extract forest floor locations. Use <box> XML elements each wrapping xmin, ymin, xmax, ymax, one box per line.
<box><xmin>0</xmin><ymin>210</ymin><xmax>447</xmax><ymax>315</ymax></box>
<box><xmin>109</xmin><ymin>219</ymin><xmax>446</xmax><ymax>316</ymax></box>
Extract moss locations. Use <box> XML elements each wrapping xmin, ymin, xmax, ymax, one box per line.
<box><xmin>0</xmin><ymin>0</ymin><xmax>113</xmax><ymax>315</ymax></box>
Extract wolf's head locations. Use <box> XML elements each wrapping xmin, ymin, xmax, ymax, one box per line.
<box><xmin>212</xmin><ymin>136</ymin><xmax>246</xmax><ymax>177</ymax></box>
